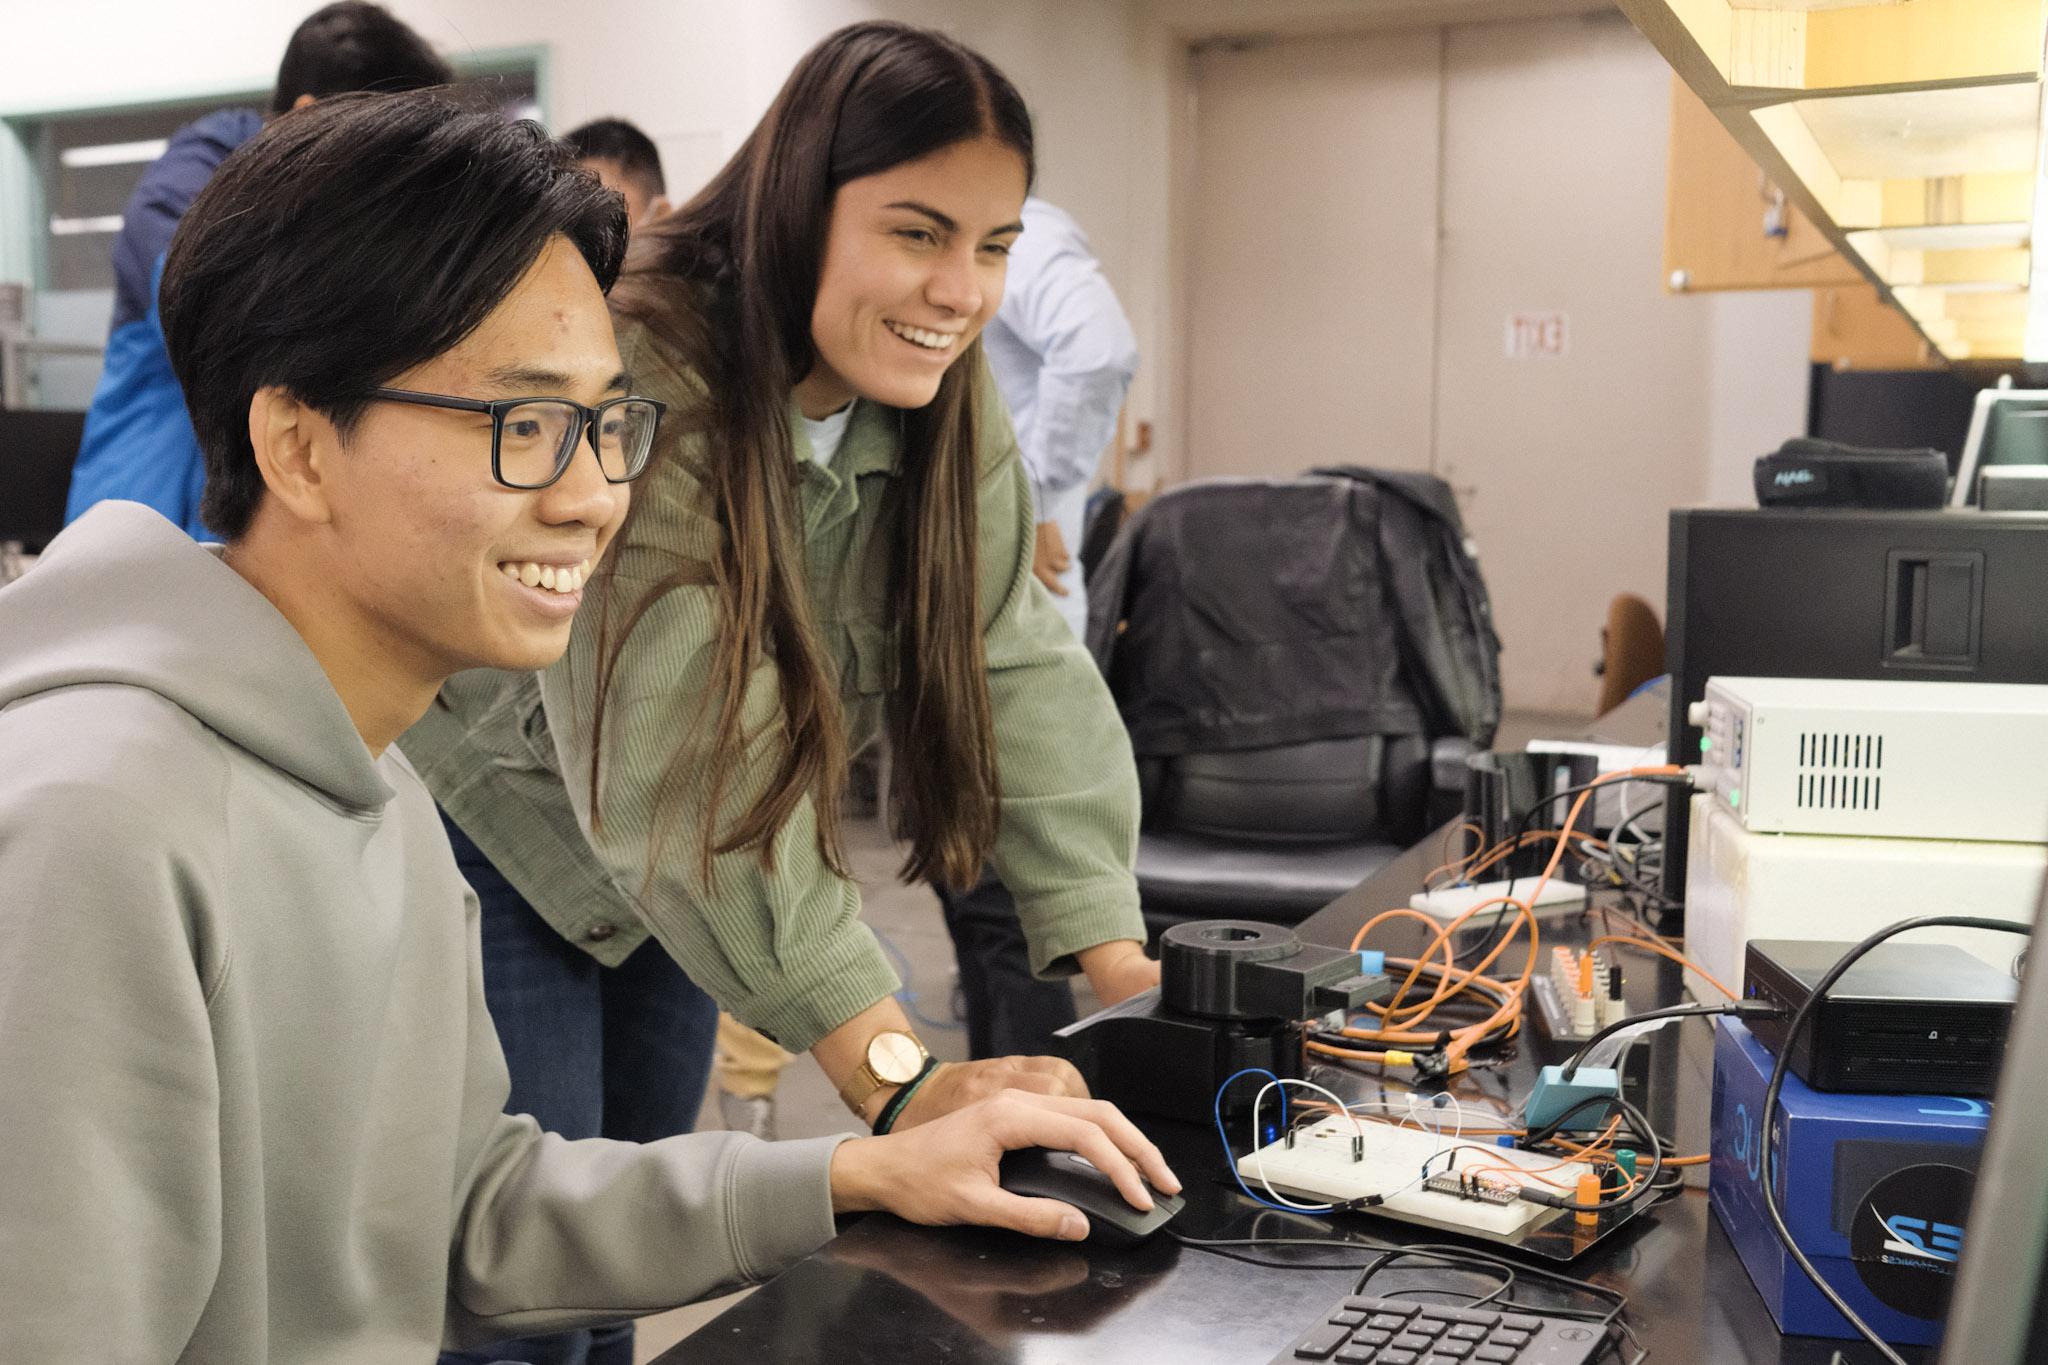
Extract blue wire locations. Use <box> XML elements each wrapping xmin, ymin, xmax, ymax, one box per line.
<box><xmin>871</xmin><ymin>925</ymin><xmax>964</xmax><ymax>1033</ymax></box>
<box><xmin>1213</xmin><ymin>1068</ymin><xmax>1332</xmax><ymax>1215</ymax></box>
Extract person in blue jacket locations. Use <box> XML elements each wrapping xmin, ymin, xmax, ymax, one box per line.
<box><xmin>63</xmin><ymin>1</ymin><xmax>449</xmax><ymax>539</ymax></box>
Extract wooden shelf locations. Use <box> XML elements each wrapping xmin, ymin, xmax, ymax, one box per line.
<box><xmin>1622</xmin><ymin>0</ymin><xmax>2048</xmax><ymax>360</ymax></box>
<box><xmin>1649</xmin><ymin>0</ymin><xmax>2044</xmax><ymax>98</ymax></box>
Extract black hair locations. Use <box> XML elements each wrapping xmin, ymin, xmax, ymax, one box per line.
<box><xmin>271</xmin><ymin>1</ymin><xmax>451</xmax><ymax>113</ymax></box>
<box><xmin>562</xmin><ymin>117</ymin><xmax>667</xmax><ymax>197</ymax></box>
<box><xmin>160</xmin><ymin>91</ymin><xmax>628</xmax><ymax>540</ymax></box>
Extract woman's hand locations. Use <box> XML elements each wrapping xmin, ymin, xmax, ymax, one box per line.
<box><xmin>890</xmin><ymin>1054</ymin><xmax>1088</xmax><ymax>1130</ymax></box>
<box><xmin>1077</xmin><ymin>939</ymin><xmax>1161</xmax><ymax>1007</ymax></box>
<box><xmin>1032</xmin><ymin>520</ymin><xmax>1072</xmax><ymax>595</ymax></box>
<box><xmin>829</xmin><ymin>1090</ymin><xmax>1181</xmax><ymax>1240</ymax></box>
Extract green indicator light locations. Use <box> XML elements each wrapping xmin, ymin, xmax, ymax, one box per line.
<box><xmin>1700</xmin><ymin>737</ymin><xmax>1713</xmax><ymax>752</ymax></box>
<box><xmin>1729</xmin><ymin>789</ymin><xmax>1742</xmax><ymax>808</ymax></box>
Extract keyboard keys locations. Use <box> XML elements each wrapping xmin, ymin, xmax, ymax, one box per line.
<box><xmin>1268</xmin><ymin>1289</ymin><xmax>1608</xmax><ymax>1365</ymax></box>
<box><xmin>1292</xmin><ymin>1323</ymin><xmax>1353</xmax><ymax>1359</ymax></box>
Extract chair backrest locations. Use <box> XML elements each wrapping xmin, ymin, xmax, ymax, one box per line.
<box><xmin>1141</xmin><ymin>732</ymin><xmax>1432</xmax><ymax>846</ymax></box>
<box><xmin>1090</xmin><ymin>473</ymin><xmax>1496</xmax><ymax>847</ymax></box>
<box><xmin>1596</xmin><ymin>591</ymin><xmax>1665</xmax><ymax>715</ymax></box>
<box><xmin>1078</xmin><ymin>485</ymin><xmax>1127</xmax><ymax>583</ymax></box>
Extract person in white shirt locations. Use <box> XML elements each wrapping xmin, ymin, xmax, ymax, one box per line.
<box><xmin>983</xmin><ymin>197</ymin><xmax>1139</xmax><ymax>637</ymax></box>
<box><xmin>941</xmin><ymin>196</ymin><xmax>1140</xmax><ymax>1057</ymax></box>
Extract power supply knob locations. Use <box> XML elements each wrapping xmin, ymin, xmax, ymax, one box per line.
<box><xmin>1687</xmin><ymin>700</ymin><xmax>1711</xmax><ymax>729</ymax></box>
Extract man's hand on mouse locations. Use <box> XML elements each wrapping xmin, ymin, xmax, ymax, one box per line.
<box><xmin>828</xmin><ymin>1090</ymin><xmax>1182</xmax><ymax>1242</ymax></box>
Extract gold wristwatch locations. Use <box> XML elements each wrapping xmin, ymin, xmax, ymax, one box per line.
<box><xmin>837</xmin><ymin>1029</ymin><xmax>931</xmax><ymax>1117</ymax></box>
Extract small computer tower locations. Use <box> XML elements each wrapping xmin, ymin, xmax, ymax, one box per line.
<box><xmin>1743</xmin><ymin>940</ymin><xmax>2018</xmax><ymax>1096</ymax></box>
<box><xmin>1710</xmin><ymin>1019</ymin><xmax>1988</xmax><ymax>1347</ymax></box>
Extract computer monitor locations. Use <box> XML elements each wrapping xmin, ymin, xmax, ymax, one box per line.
<box><xmin>1935</xmin><ymin>885</ymin><xmax>2048</xmax><ymax>1363</ymax></box>
<box><xmin>1949</xmin><ymin>388</ymin><xmax>2048</xmax><ymax>507</ymax></box>
<box><xmin>0</xmin><ymin>408</ymin><xmax>85</xmax><ymax>553</ymax></box>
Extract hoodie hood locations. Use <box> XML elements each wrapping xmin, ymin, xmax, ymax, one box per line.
<box><xmin>0</xmin><ymin>501</ymin><xmax>389</xmax><ymax>812</ymax></box>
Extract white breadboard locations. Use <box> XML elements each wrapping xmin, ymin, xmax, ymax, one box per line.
<box><xmin>1407</xmin><ymin>877</ymin><xmax>1586</xmax><ymax>923</ymax></box>
<box><xmin>1237</xmin><ymin>1116</ymin><xmax>1582</xmax><ymax>1241</ymax></box>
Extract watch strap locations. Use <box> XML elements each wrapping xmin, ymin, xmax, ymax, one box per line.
<box><xmin>872</xmin><ymin>1057</ymin><xmax>942</xmax><ymax>1135</ymax></box>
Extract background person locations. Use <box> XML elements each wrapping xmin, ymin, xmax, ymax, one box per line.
<box><xmin>564</xmin><ymin>116</ymin><xmax>673</xmax><ymax>229</ymax></box>
<box><xmin>61</xmin><ymin>0</ymin><xmax>450</xmax><ymax>539</ymax></box>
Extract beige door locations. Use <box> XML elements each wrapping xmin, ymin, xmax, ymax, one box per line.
<box><xmin>1185</xmin><ymin>29</ymin><xmax>1444</xmax><ymax>482</ymax></box>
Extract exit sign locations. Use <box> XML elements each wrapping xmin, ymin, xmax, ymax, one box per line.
<box><xmin>1505</xmin><ymin>312</ymin><xmax>1569</xmax><ymax>359</ymax></box>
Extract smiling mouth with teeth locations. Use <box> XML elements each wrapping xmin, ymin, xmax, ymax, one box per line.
<box><xmin>497</xmin><ymin>559</ymin><xmax>592</xmax><ymax>594</ymax></box>
<box><xmin>884</xmin><ymin>320</ymin><xmax>961</xmax><ymax>352</ymax></box>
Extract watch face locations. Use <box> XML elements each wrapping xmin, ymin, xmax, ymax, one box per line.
<box><xmin>867</xmin><ymin>1031</ymin><xmax>924</xmax><ymax>1085</ymax></box>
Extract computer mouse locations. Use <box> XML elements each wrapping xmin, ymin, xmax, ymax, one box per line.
<box><xmin>996</xmin><ymin>1147</ymin><xmax>1186</xmax><ymax>1249</ymax></box>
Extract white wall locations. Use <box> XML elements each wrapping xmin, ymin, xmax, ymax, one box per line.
<box><xmin>1183</xmin><ymin>29</ymin><xmax>1443</xmax><ymax>480</ymax></box>
<box><xmin>1704</xmin><ymin>290</ymin><xmax>1813</xmax><ymax>507</ymax></box>
<box><xmin>1435</xmin><ymin>13</ymin><xmax>1715</xmax><ymax>712</ymax></box>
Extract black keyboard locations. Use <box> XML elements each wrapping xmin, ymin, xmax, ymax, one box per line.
<box><xmin>1269</xmin><ymin>1293</ymin><xmax>1610</xmax><ymax>1365</ymax></box>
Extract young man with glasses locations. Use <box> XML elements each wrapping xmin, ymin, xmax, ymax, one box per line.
<box><xmin>0</xmin><ymin>92</ymin><xmax>1174</xmax><ymax>1362</ymax></box>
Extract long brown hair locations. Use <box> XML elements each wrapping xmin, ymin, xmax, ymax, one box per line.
<box><xmin>590</xmin><ymin>22</ymin><xmax>1034</xmax><ymax>891</ymax></box>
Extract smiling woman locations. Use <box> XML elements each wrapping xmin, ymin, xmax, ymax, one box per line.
<box><xmin>406</xmin><ymin>22</ymin><xmax>1158</xmax><ymax>1214</ymax></box>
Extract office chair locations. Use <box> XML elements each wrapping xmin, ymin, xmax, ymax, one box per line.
<box><xmin>1087</xmin><ymin>473</ymin><xmax>1502</xmax><ymax>938</ymax></box>
<box><xmin>1595</xmin><ymin>592</ymin><xmax>1664</xmax><ymax>716</ymax></box>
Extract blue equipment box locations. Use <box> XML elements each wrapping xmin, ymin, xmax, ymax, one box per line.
<box><xmin>1709</xmin><ymin>1019</ymin><xmax>1988</xmax><ymax>1347</ymax></box>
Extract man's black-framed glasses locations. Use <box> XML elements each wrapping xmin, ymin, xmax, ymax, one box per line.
<box><xmin>369</xmin><ymin>388</ymin><xmax>666</xmax><ymax>490</ymax></box>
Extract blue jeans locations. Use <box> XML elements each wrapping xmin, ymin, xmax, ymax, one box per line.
<box><xmin>439</xmin><ymin>812</ymin><xmax>719</xmax><ymax>1365</ymax></box>
<box><xmin>936</xmin><ymin>868</ymin><xmax>1078</xmax><ymax>1059</ymax></box>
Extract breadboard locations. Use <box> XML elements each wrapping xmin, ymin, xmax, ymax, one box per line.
<box><xmin>1407</xmin><ymin>877</ymin><xmax>1586</xmax><ymax>923</ymax></box>
<box><xmin>1236</xmin><ymin>1116</ymin><xmax>1579</xmax><ymax>1242</ymax></box>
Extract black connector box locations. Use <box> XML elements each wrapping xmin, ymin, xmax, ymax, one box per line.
<box><xmin>1743</xmin><ymin>939</ymin><xmax>2018</xmax><ymax>1096</ymax></box>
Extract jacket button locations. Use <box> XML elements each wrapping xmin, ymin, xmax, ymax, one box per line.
<box><xmin>585</xmin><ymin>923</ymin><xmax>617</xmax><ymax>942</ymax></box>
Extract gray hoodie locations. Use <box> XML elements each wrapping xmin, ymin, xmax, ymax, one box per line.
<box><xmin>0</xmin><ymin>503</ymin><xmax>846</xmax><ymax>1361</ymax></box>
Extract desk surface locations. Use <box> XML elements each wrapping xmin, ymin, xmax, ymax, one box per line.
<box><xmin>656</xmin><ymin>702</ymin><xmax>1928</xmax><ymax>1364</ymax></box>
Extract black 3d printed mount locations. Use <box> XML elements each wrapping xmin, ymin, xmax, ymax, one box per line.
<box><xmin>1054</xmin><ymin>920</ymin><xmax>1392</xmax><ymax>1125</ymax></box>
